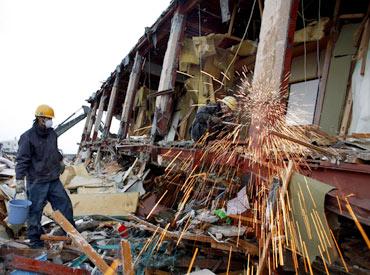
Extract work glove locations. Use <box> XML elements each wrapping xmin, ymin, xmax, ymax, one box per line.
<box><xmin>16</xmin><ymin>179</ymin><xmax>26</xmax><ymax>194</ymax></box>
<box><xmin>60</xmin><ymin>161</ymin><xmax>65</xmax><ymax>175</ymax></box>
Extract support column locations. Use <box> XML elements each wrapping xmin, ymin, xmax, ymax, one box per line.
<box><xmin>85</xmin><ymin>101</ymin><xmax>98</xmax><ymax>142</ymax></box>
<box><xmin>252</xmin><ymin>0</ymin><xmax>299</xmax><ymax>91</ymax></box>
<box><xmin>92</xmin><ymin>89</ymin><xmax>109</xmax><ymax>141</ymax></box>
<box><xmin>150</xmin><ymin>10</ymin><xmax>186</xmax><ymax>140</ymax></box>
<box><xmin>80</xmin><ymin>103</ymin><xmax>94</xmax><ymax>144</ymax></box>
<box><xmin>118</xmin><ymin>52</ymin><xmax>143</xmax><ymax>139</ymax></box>
<box><xmin>249</xmin><ymin>0</ymin><xmax>299</xmax><ymax>138</ymax></box>
<box><xmin>103</xmin><ymin>65</ymin><xmax>121</xmax><ymax>139</ymax></box>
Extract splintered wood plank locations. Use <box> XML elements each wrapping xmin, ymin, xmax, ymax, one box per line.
<box><xmin>120</xmin><ymin>240</ymin><xmax>134</xmax><ymax>275</ymax></box>
<box><xmin>51</xmin><ymin>210</ymin><xmax>111</xmax><ymax>273</ymax></box>
<box><xmin>7</xmin><ymin>254</ymin><xmax>90</xmax><ymax>275</ymax></box>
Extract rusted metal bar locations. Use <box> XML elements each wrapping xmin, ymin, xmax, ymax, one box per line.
<box><xmin>6</xmin><ymin>254</ymin><xmax>89</xmax><ymax>275</ymax></box>
<box><xmin>118</xmin><ymin>52</ymin><xmax>143</xmax><ymax>139</ymax></box>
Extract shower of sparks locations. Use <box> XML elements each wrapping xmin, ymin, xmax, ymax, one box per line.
<box><xmin>138</xmin><ymin>69</ymin><xmax>364</xmax><ymax>273</ymax></box>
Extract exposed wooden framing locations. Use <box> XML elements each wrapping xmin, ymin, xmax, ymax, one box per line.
<box><xmin>51</xmin><ymin>210</ymin><xmax>111</xmax><ymax>273</ymax></box>
<box><xmin>249</xmin><ymin>0</ymin><xmax>299</xmax><ymax>140</ymax></box>
<box><xmin>84</xmin><ymin>101</ymin><xmax>98</xmax><ymax>142</ymax></box>
<box><xmin>80</xmin><ymin>103</ymin><xmax>93</xmax><ymax>143</ymax></box>
<box><xmin>360</xmin><ymin>18</ymin><xmax>370</xmax><ymax>75</ymax></box>
<box><xmin>118</xmin><ymin>52</ymin><xmax>143</xmax><ymax>139</ymax></box>
<box><xmin>103</xmin><ymin>65</ymin><xmax>121</xmax><ymax>139</ymax></box>
<box><xmin>227</xmin><ymin>3</ymin><xmax>237</xmax><ymax>36</ymax></box>
<box><xmin>92</xmin><ymin>88</ymin><xmax>110</xmax><ymax>141</ymax></box>
<box><xmin>339</xmin><ymin>87</ymin><xmax>353</xmax><ymax>137</ymax></box>
<box><xmin>120</xmin><ymin>240</ymin><xmax>134</xmax><ymax>275</ymax></box>
<box><xmin>252</xmin><ymin>0</ymin><xmax>298</xmax><ymax>90</ymax></box>
<box><xmin>151</xmin><ymin>9</ymin><xmax>186</xmax><ymax>140</ymax></box>
<box><xmin>313</xmin><ymin>0</ymin><xmax>341</xmax><ymax>125</ymax></box>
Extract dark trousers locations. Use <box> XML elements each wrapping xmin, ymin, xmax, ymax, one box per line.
<box><xmin>26</xmin><ymin>179</ymin><xmax>74</xmax><ymax>245</ymax></box>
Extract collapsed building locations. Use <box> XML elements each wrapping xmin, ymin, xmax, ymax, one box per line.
<box><xmin>72</xmin><ymin>0</ymin><xmax>370</xmax><ymax>273</ymax></box>
<box><xmin>1</xmin><ymin>0</ymin><xmax>370</xmax><ymax>274</ymax></box>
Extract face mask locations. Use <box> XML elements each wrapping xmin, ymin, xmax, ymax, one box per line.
<box><xmin>44</xmin><ymin>119</ymin><xmax>53</xmax><ymax>128</ymax></box>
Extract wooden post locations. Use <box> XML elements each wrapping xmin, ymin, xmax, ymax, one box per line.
<box><xmin>84</xmin><ymin>100</ymin><xmax>98</xmax><ymax>142</ymax></box>
<box><xmin>92</xmin><ymin>89</ymin><xmax>109</xmax><ymax>141</ymax></box>
<box><xmin>103</xmin><ymin>65</ymin><xmax>121</xmax><ymax>139</ymax></box>
<box><xmin>249</xmin><ymin>0</ymin><xmax>299</xmax><ymax>139</ymax></box>
<box><xmin>118</xmin><ymin>52</ymin><xmax>143</xmax><ymax>139</ymax></box>
<box><xmin>150</xmin><ymin>10</ymin><xmax>186</xmax><ymax>140</ymax></box>
<box><xmin>51</xmin><ymin>210</ymin><xmax>111</xmax><ymax>273</ymax></box>
<box><xmin>252</xmin><ymin>0</ymin><xmax>299</xmax><ymax>91</ymax></box>
<box><xmin>313</xmin><ymin>0</ymin><xmax>341</xmax><ymax>125</ymax></box>
<box><xmin>80</xmin><ymin>103</ymin><xmax>93</xmax><ymax>143</ymax></box>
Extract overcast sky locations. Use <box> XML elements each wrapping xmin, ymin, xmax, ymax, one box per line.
<box><xmin>0</xmin><ymin>0</ymin><xmax>170</xmax><ymax>154</ymax></box>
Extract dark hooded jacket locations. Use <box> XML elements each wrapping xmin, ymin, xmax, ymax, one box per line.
<box><xmin>15</xmin><ymin>122</ymin><xmax>63</xmax><ymax>184</ymax></box>
<box><xmin>191</xmin><ymin>103</ymin><xmax>234</xmax><ymax>141</ymax></box>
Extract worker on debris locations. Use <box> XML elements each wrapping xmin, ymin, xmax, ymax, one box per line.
<box><xmin>191</xmin><ymin>96</ymin><xmax>238</xmax><ymax>142</ymax></box>
<box><xmin>15</xmin><ymin>104</ymin><xmax>74</xmax><ymax>249</ymax></box>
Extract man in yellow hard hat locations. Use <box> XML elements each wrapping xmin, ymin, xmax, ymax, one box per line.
<box><xmin>15</xmin><ymin>104</ymin><xmax>74</xmax><ymax>249</ymax></box>
<box><xmin>191</xmin><ymin>96</ymin><xmax>238</xmax><ymax>142</ymax></box>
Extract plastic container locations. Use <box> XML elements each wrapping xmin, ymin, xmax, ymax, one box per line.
<box><xmin>8</xmin><ymin>199</ymin><xmax>32</xmax><ymax>224</ymax></box>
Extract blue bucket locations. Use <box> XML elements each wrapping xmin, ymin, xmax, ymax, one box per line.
<box><xmin>8</xmin><ymin>199</ymin><xmax>32</xmax><ymax>225</ymax></box>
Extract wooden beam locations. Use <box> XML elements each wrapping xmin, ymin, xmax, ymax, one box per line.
<box><xmin>51</xmin><ymin>210</ymin><xmax>111</xmax><ymax>273</ymax></box>
<box><xmin>84</xmin><ymin>101</ymin><xmax>98</xmax><ymax>142</ymax></box>
<box><xmin>118</xmin><ymin>52</ymin><xmax>143</xmax><ymax>139</ymax></box>
<box><xmin>249</xmin><ymin>0</ymin><xmax>299</xmax><ymax>142</ymax></box>
<box><xmin>92</xmin><ymin>88</ymin><xmax>109</xmax><ymax>141</ymax></box>
<box><xmin>151</xmin><ymin>9</ymin><xmax>186</xmax><ymax>140</ymax></box>
<box><xmin>103</xmin><ymin>65</ymin><xmax>121</xmax><ymax>139</ymax></box>
<box><xmin>227</xmin><ymin>3</ymin><xmax>237</xmax><ymax>36</ymax></box>
<box><xmin>313</xmin><ymin>0</ymin><xmax>341</xmax><ymax>125</ymax></box>
<box><xmin>120</xmin><ymin>240</ymin><xmax>134</xmax><ymax>275</ymax></box>
<box><xmin>252</xmin><ymin>0</ymin><xmax>298</xmax><ymax>90</ymax></box>
<box><xmin>7</xmin><ymin>254</ymin><xmax>89</xmax><ymax>275</ymax></box>
<box><xmin>80</xmin><ymin>103</ymin><xmax>93</xmax><ymax>144</ymax></box>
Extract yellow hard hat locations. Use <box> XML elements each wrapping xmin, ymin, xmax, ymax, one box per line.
<box><xmin>35</xmin><ymin>104</ymin><xmax>55</xmax><ymax>118</ymax></box>
<box><xmin>220</xmin><ymin>96</ymin><xmax>237</xmax><ymax>111</ymax></box>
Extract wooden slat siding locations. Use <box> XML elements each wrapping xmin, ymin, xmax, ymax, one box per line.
<box><xmin>118</xmin><ymin>52</ymin><xmax>143</xmax><ymax>139</ymax></box>
<box><xmin>51</xmin><ymin>210</ymin><xmax>111</xmax><ymax>273</ymax></box>
<box><xmin>150</xmin><ymin>9</ymin><xmax>186</xmax><ymax>140</ymax></box>
<box><xmin>92</xmin><ymin>88</ymin><xmax>109</xmax><ymax>141</ymax></box>
<box><xmin>103</xmin><ymin>65</ymin><xmax>121</xmax><ymax>139</ymax></box>
<box><xmin>313</xmin><ymin>0</ymin><xmax>341</xmax><ymax>125</ymax></box>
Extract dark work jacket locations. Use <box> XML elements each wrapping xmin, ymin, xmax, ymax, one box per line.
<box><xmin>191</xmin><ymin>103</ymin><xmax>234</xmax><ymax>141</ymax></box>
<box><xmin>16</xmin><ymin>123</ymin><xmax>63</xmax><ymax>184</ymax></box>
